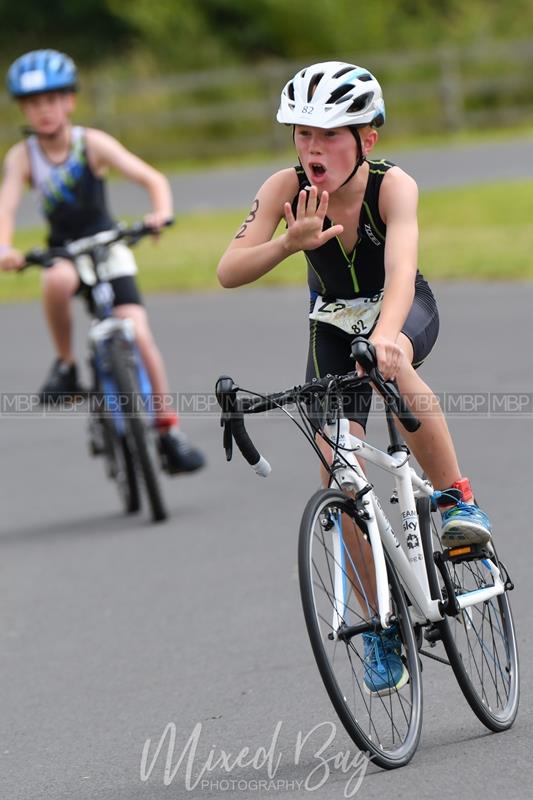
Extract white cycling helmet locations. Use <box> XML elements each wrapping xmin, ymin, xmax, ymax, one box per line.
<box><xmin>277</xmin><ymin>61</ymin><xmax>385</xmax><ymax>129</ymax></box>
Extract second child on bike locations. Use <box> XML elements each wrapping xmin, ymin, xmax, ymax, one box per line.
<box><xmin>0</xmin><ymin>49</ymin><xmax>204</xmax><ymax>475</ymax></box>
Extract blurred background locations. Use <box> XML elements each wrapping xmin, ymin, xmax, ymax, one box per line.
<box><xmin>0</xmin><ymin>0</ymin><xmax>532</xmax><ymax>297</ymax></box>
<box><xmin>1</xmin><ymin>0</ymin><xmax>533</xmax><ymax>162</ymax></box>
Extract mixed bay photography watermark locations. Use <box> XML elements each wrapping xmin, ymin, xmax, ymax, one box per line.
<box><xmin>140</xmin><ymin>720</ymin><xmax>369</xmax><ymax>795</ymax></box>
<box><xmin>1</xmin><ymin>390</ymin><xmax>532</xmax><ymax>419</ymax></box>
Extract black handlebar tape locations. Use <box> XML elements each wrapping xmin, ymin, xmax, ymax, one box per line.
<box><xmin>23</xmin><ymin>248</ymin><xmax>57</xmax><ymax>268</ymax></box>
<box><xmin>215</xmin><ymin>375</ymin><xmax>271</xmax><ymax>475</ymax></box>
<box><xmin>381</xmin><ymin>379</ymin><xmax>421</xmax><ymax>433</ymax></box>
<box><xmin>231</xmin><ymin>412</ymin><xmax>260</xmax><ymax>464</ymax></box>
<box><xmin>350</xmin><ymin>336</ymin><xmax>377</xmax><ymax>372</ymax></box>
<box><xmin>231</xmin><ymin>412</ymin><xmax>271</xmax><ymax>476</ymax></box>
<box><xmin>351</xmin><ymin>337</ymin><xmax>421</xmax><ymax>432</ymax></box>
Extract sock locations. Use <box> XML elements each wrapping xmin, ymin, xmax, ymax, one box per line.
<box><xmin>437</xmin><ymin>477</ymin><xmax>474</xmax><ymax>510</ymax></box>
<box><xmin>155</xmin><ymin>412</ymin><xmax>179</xmax><ymax>433</ymax></box>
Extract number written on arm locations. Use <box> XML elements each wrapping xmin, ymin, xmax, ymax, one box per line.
<box><xmin>235</xmin><ymin>199</ymin><xmax>259</xmax><ymax>239</ymax></box>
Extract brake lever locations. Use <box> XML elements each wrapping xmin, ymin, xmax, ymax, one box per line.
<box><xmin>222</xmin><ymin>414</ymin><xmax>233</xmax><ymax>462</ymax></box>
<box><xmin>215</xmin><ymin>375</ymin><xmax>239</xmax><ymax>462</ymax></box>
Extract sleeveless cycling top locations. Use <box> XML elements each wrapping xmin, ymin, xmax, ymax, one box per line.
<box><xmin>26</xmin><ymin>126</ymin><xmax>115</xmax><ymax>247</ymax></box>
<box><xmin>292</xmin><ymin>159</ymin><xmax>421</xmax><ymax>300</ymax></box>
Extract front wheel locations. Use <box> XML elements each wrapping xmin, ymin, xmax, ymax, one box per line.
<box><xmin>298</xmin><ymin>488</ymin><xmax>423</xmax><ymax>769</ymax></box>
<box><xmin>417</xmin><ymin>497</ymin><xmax>520</xmax><ymax>731</ymax></box>
<box><xmin>89</xmin><ymin>388</ymin><xmax>141</xmax><ymax>515</ymax></box>
<box><xmin>103</xmin><ymin>412</ymin><xmax>141</xmax><ymax>514</ymax></box>
<box><xmin>108</xmin><ymin>336</ymin><xmax>168</xmax><ymax>523</ymax></box>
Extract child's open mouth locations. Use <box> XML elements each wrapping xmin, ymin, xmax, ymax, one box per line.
<box><xmin>310</xmin><ymin>163</ymin><xmax>327</xmax><ymax>179</ymax></box>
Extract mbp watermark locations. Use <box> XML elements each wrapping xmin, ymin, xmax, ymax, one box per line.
<box><xmin>140</xmin><ymin>720</ymin><xmax>370</xmax><ymax>796</ymax></box>
<box><xmin>1</xmin><ymin>391</ymin><xmax>532</xmax><ymax>419</ymax></box>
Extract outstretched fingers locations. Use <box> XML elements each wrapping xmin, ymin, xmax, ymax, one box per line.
<box><xmin>284</xmin><ymin>185</ymin><xmax>343</xmax><ymax>249</ymax></box>
<box><xmin>296</xmin><ymin>189</ymin><xmax>308</xmax><ymax>219</ymax></box>
<box><xmin>284</xmin><ymin>201</ymin><xmax>296</xmax><ymax>227</ymax></box>
<box><xmin>320</xmin><ymin>223</ymin><xmax>344</xmax><ymax>244</ymax></box>
<box><xmin>316</xmin><ymin>189</ymin><xmax>330</xmax><ymax>220</ymax></box>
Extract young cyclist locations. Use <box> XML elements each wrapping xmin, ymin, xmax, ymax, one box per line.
<box><xmin>0</xmin><ymin>49</ymin><xmax>204</xmax><ymax>475</ymax></box>
<box><xmin>217</xmin><ymin>61</ymin><xmax>492</xmax><ymax>693</ymax></box>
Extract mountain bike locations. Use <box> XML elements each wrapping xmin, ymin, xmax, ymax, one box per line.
<box><xmin>215</xmin><ymin>337</ymin><xmax>519</xmax><ymax>769</ymax></box>
<box><xmin>24</xmin><ymin>221</ymin><xmax>171</xmax><ymax>522</ymax></box>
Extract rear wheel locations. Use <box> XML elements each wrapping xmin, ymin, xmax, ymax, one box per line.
<box><xmin>417</xmin><ymin>497</ymin><xmax>519</xmax><ymax>731</ymax></box>
<box><xmin>298</xmin><ymin>488</ymin><xmax>423</xmax><ymax>769</ymax></box>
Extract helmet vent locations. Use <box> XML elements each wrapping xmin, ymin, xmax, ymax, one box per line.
<box><xmin>328</xmin><ymin>84</ymin><xmax>354</xmax><ymax>104</ymax></box>
<box><xmin>359</xmin><ymin>73</ymin><xmax>373</xmax><ymax>82</ymax></box>
<box><xmin>307</xmin><ymin>72</ymin><xmax>324</xmax><ymax>102</ymax></box>
<box><xmin>347</xmin><ymin>91</ymin><xmax>372</xmax><ymax>113</ymax></box>
<box><xmin>333</xmin><ymin>66</ymin><xmax>355</xmax><ymax>79</ymax></box>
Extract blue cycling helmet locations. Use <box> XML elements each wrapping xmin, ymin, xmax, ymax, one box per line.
<box><xmin>7</xmin><ymin>49</ymin><xmax>77</xmax><ymax>98</ymax></box>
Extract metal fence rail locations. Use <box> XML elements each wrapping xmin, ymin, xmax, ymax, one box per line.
<box><xmin>1</xmin><ymin>37</ymin><xmax>532</xmax><ymax>161</ymax></box>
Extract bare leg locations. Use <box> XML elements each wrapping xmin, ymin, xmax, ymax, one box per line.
<box><xmin>41</xmin><ymin>259</ymin><xmax>79</xmax><ymax>364</ymax></box>
<box><xmin>317</xmin><ymin>422</ymin><xmax>378</xmax><ymax>615</ymax></box>
<box><xmin>395</xmin><ymin>333</ymin><xmax>461</xmax><ymax>490</ymax></box>
<box><xmin>113</xmin><ymin>304</ymin><xmax>176</xmax><ymax>425</ymax></box>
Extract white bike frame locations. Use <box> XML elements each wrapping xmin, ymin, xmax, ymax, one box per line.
<box><xmin>324</xmin><ymin>418</ymin><xmax>505</xmax><ymax>633</ymax></box>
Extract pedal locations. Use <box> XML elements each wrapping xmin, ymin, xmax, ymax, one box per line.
<box><xmin>442</xmin><ymin>543</ymin><xmax>492</xmax><ymax>563</ymax></box>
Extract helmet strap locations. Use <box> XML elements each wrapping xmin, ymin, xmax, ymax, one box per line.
<box><xmin>292</xmin><ymin>125</ymin><xmax>367</xmax><ymax>188</ymax></box>
<box><xmin>340</xmin><ymin>127</ymin><xmax>366</xmax><ymax>187</ymax></box>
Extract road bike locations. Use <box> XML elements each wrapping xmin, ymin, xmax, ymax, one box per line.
<box><xmin>215</xmin><ymin>337</ymin><xmax>519</xmax><ymax>769</ymax></box>
<box><xmin>24</xmin><ymin>222</ymin><xmax>171</xmax><ymax>522</ymax></box>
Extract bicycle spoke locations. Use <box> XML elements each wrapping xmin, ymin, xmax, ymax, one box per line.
<box><xmin>305</xmin><ymin>496</ymin><xmax>419</xmax><ymax>760</ymax></box>
<box><xmin>432</xmin><ymin>526</ymin><xmax>519</xmax><ymax>728</ymax></box>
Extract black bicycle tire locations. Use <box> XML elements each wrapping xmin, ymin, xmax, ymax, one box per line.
<box><xmin>417</xmin><ymin>496</ymin><xmax>519</xmax><ymax>731</ymax></box>
<box><xmin>299</xmin><ymin>488</ymin><xmax>423</xmax><ymax>769</ymax></box>
<box><xmin>89</xmin><ymin>371</ymin><xmax>141</xmax><ymax>514</ymax></box>
<box><xmin>108</xmin><ymin>336</ymin><xmax>167</xmax><ymax>522</ymax></box>
<box><xmin>102</xmin><ymin>411</ymin><xmax>141</xmax><ymax>514</ymax></box>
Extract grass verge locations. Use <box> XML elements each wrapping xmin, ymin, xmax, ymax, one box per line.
<box><xmin>1</xmin><ymin>179</ymin><xmax>531</xmax><ymax>303</ymax></box>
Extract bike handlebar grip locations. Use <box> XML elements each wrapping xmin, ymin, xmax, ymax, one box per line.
<box><xmin>23</xmin><ymin>248</ymin><xmax>55</xmax><ymax>268</ymax></box>
<box><xmin>137</xmin><ymin>217</ymin><xmax>175</xmax><ymax>234</ymax></box>
<box><xmin>231</xmin><ymin>414</ymin><xmax>271</xmax><ymax>477</ymax></box>
<box><xmin>351</xmin><ymin>337</ymin><xmax>421</xmax><ymax>432</ymax></box>
<box><xmin>394</xmin><ymin>395</ymin><xmax>421</xmax><ymax>433</ymax></box>
<box><xmin>350</xmin><ymin>336</ymin><xmax>377</xmax><ymax>372</ymax></box>
<box><xmin>383</xmin><ymin>380</ymin><xmax>421</xmax><ymax>433</ymax></box>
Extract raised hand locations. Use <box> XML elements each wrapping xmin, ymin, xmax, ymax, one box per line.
<box><xmin>283</xmin><ymin>185</ymin><xmax>343</xmax><ymax>253</ymax></box>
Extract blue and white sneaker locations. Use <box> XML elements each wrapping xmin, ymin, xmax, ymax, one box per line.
<box><xmin>441</xmin><ymin>502</ymin><xmax>492</xmax><ymax>548</ymax></box>
<box><xmin>362</xmin><ymin>626</ymin><xmax>409</xmax><ymax>696</ymax></box>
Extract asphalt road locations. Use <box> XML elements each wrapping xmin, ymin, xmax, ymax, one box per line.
<box><xmin>1</xmin><ymin>283</ymin><xmax>532</xmax><ymax>799</ymax></box>
<box><xmin>15</xmin><ymin>135</ymin><xmax>533</xmax><ymax>226</ymax></box>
